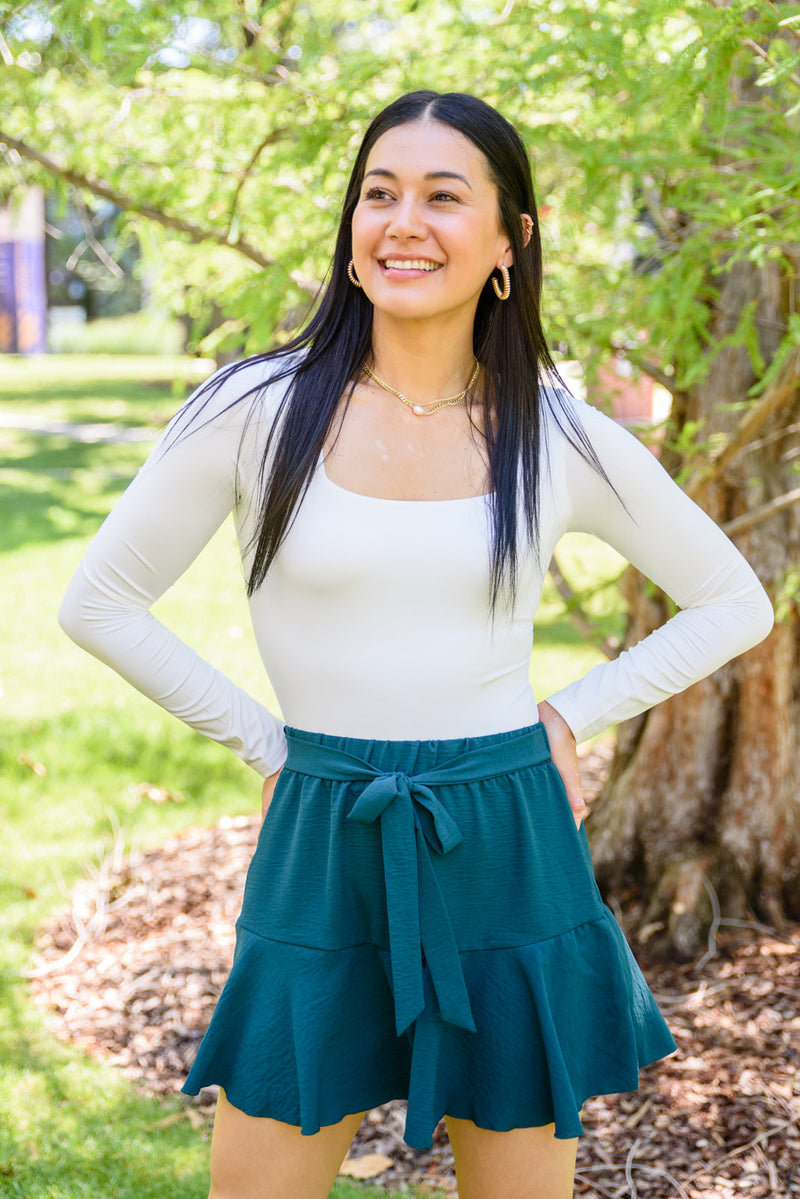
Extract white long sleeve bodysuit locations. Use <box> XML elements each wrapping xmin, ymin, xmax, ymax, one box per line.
<box><xmin>59</xmin><ymin>360</ymin><xmax>774</xmax><ymax>775</ymax></box>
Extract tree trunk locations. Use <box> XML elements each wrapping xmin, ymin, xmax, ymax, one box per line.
<box><xmin>590</xmin><ymin>251</ymin><xmax>800</xmax><ymax>958</ymax></box>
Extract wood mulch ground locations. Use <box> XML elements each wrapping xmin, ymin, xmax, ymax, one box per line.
<box><xmin>29</xmin><ymin>744</ymin><xmax>799</xmax><ymax>1197</ymax></box>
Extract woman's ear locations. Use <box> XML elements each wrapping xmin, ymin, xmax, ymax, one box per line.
<box><xmin>498</xmin><ymin>232</ymin><xmax>515</xmax><ymax>270</ymax></box>
<box><xmin>521</xmin><ymin>213</ymin><xmax>533</xmax><ymax>247</ymax></box>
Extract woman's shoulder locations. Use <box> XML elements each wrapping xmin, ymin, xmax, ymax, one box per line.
<box><xmin>539</xmin><ymin>373</ymin><xmax>641</xmax><ymax>462</ymax></box>
<box><xmin>539</xmin><ymin>373</ymin><xmax>604</xmax><ymax>433</ymax></box>
<box><xmin>537</xmin><ymin>372</ymin><xmax>659</xmax><ymax>504</ymax></box>
<box><xmin>538</xmin><ymin>374</ymin><xmax>600</xmax><ymax>467</ymax></box>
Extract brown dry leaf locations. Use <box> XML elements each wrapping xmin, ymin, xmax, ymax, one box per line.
<box><xmin>623</xmin><ymin>1095</ymin><xmax>654</xmax><ymax>1129</ymax></box>
<box><xmin>338</xmin><ymin>1153</ymin><xmax>394</xmax><ymax>1179</ymax></box>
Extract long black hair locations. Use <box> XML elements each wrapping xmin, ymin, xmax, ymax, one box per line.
<box><xmin>178</xmin><ymin>90</ymin><xmax>608</xmax><ymax>608</ymax></box>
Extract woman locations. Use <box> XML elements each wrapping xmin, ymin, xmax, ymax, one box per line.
<box><xmin>59</xmin><ymin>91</ymin><xmax>773</xmax><ymax>1199</ymax></box>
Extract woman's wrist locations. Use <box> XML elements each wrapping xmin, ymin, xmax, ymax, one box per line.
<box><xmin>538</xmin><ymin>699</ymin><xmax>576</xmax><ymax>743</ymax></box>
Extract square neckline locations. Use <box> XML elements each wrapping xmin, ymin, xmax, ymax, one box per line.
<box><xmin>318</xmin><ymin>454</ymin><xmax>492</xmax><ymax>505</ymax></box>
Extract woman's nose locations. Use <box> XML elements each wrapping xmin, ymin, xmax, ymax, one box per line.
<box><xmin>385</xmin><ymin>197</ymin><xmax>426</xmax><ymax>240</ymax></box>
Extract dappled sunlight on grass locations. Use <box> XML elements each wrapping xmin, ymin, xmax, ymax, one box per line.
<box><xmin>0</xmin><ymin>433</ymin><xmax>148</xmax><ymax>552</ymax></box>
<box><xmin>0</xmin><ymin>353</ymin><xmax>214</xmax><ymax>430</ymax></box>
<box><xmin>1</xmin><ymin>352</ymin><xmax>215</xmax><ymax>388</ymax></box>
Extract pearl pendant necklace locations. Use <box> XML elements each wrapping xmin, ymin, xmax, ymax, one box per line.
<box><xmin>361</xmin><ymin>358</ymin><xmax>480</xmax><ymax>417</ymax></box>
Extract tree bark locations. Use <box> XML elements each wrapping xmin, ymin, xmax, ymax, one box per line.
<box><xmin>590</xmin><ymin>250</ymin><xmax>800</xmax><ymax>958</ymax></box>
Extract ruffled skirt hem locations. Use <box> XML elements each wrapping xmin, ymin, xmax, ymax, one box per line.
<box><xmin>182</xmin><ymin>908</ymin><xmax>675</xmax><ymax>1148</ymax></box>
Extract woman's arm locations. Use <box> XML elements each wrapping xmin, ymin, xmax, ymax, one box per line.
<box><xmin>58</xmin><ymin>362</ymin><xmax>288</xmax><ymax>778</ymax></box>
<box><xmin>261</xmin><ymin>768</ymin><xmax>283</xmax><ymax>819</ymax></box>
<box><xmin>542</xmin><ymin>394</ymin><xmax>774</xmax><ymax>744</ymax></box>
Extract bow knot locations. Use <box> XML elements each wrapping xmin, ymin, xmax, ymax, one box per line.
<box><xmin>348</xmin><ymin>771</ymin><xmax>464</xmax><ymax>856</ymax></box>
<box><xmin>346</xmin><ymin>768</ymin><xmax>473</xmax><ymax>1035</ymax></box>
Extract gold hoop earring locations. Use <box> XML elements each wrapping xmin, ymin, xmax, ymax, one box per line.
<box><xmin>492</xmin><ymin>265</ymin><xmax>511</xmax><ymax>301</ymax></box>
<box><xmin>347</xmin><ymin>259</ymin><xmax>362</xmax><ymax>289</ymax></box>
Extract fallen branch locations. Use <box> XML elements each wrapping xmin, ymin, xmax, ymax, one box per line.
<box><xmin>694</xmin><ymin>876</ymin><xmax>781</xmax><ymax>972</ymax></box>
<box><xmin>625</xmin><ymin>1139</ymin><xmax>641</xmax><ymax>1199</ymax></box>
<box><xmin>574</xmin><ymin>1160</ymin><xmax>691</xmax><ymax>1199</ymax></box>
<box><xmin>573</xmin><ymin>1175</ymin><xmax>619</xmax><ymax>1199</ymax></box>
<box><xmin>695</xmin><ymin>875</ymin><xmax>723</xmax><ymax>973</ymax></box>
<box><xmin>23</xmin><ymin>924</ymin><xmax>93</xmax><ymax>979</ymax></box>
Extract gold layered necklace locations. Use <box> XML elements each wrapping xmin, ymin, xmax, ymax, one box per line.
<box><xmin>361</xmin><ymin>358</ymin><xmax>480</xmax><ymax>417</ymax></box>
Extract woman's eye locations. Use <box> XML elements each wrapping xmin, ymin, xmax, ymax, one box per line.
<box><xmin>361</xmin><ymin>186</ymin><xmax>459</xmax><ymax>203</ymax></box>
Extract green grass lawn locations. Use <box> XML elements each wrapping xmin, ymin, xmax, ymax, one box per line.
<box><xmin>0</xmin><ymin>355</ymin><xmax>623</xmax><ymax>1198</ymax></box>
<box><xmin>0</xmin><ymin>352</ymin><xmax>214</xmax><ymax>427</ymax></box>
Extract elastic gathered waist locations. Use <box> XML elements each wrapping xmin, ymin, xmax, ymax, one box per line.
<box><xmin>281</xmin><ymin>723</ymin><xmax>552</xmax><ymax>1038</ymax></box>
<box><xmin>284</xmin><ymin>722</ymin><xmax>551</xmax><ymax>784</ymax></box>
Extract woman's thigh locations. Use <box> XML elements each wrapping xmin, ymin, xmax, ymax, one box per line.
<box><xmin>208</xmin><ymin>1090</ymin><xmax>366</xmax><ymax>1199</ymax></box>
<box><xmin>445</xmin><ymin>1116</ymin><xmax>577</xmax><ymax>1199</ymax></box>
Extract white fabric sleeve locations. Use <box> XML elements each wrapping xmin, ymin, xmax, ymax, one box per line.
<box><xmin>544</xmin><ymin>396</ymin><xmax>774</xmax><ymax>743</ymax></box>
<box><xmin>58</xmin><ymin>362</ymin><xmax>288</xmax><ymax>777</ymax></box>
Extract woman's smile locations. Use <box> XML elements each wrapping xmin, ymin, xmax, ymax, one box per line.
<box><xmin>380</xmin><ymin>257</ymin><xmax>443</xmax><ymax>275</ymax></box>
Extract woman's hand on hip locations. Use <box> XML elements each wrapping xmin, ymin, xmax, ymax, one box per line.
<box><xmin>261</xmin><ymin>768</ymin><xmax>283</xmax><ymax>819</ymax></box>
<box><xmin>537</xmin><ymin>700</ymin><xmax>587</xmax><ymax>828</ymax></box>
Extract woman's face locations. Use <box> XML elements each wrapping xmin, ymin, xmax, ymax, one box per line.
<box><xmin>350</xmin><ymin>119</ymin><xmax>512</xmax><ymax>327</ymax></box>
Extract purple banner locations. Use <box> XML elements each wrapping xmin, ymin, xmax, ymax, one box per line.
<box><xmin>0</xmin><ymin>241</ymin><xmax>17</xmax><ymax>353</ymax></box>
<box><xmin>14</xmin><ymin>237</ymin><xmax>46</xmax><ymax>354</ymax></box>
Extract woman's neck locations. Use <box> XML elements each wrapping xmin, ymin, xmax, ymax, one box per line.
<box><xmin>367</xmin><ymin>314</ymin><xmax>477</xmax><ymax>405</ymax></box>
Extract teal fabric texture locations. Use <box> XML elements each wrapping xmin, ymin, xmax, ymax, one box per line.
<box><xmin>182</xmin><ymin>724</ymin><xmax>676</xmax><ymax>1147</ymax></box>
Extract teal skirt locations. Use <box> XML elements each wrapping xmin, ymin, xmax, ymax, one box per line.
<box><xmin>182</xmin><ymin>723</ymin><xmax>675</xmax><ymax>1147</ymax></box>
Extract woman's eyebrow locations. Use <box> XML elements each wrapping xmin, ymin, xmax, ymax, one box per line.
<box><xmin>363</xmin><ymin>168</ymin><xmax>473</xmax><ymax>191</ymax></box>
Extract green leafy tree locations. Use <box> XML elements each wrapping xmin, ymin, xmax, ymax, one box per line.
<box><xmin>2</xmin><ymin>0</ymin><xmax>799</xmax><ymax>951</ymax></box>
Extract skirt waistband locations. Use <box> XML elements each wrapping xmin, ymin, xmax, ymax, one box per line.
<box><xmin>284</xmin><ymin>721</ymin><xmax>551</xmax><ymax>781</ymax></box>
<box><xmin>282</xmin><ymin>723</ymin><xmax>553</xmax><ymax>1037</ymax></box>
